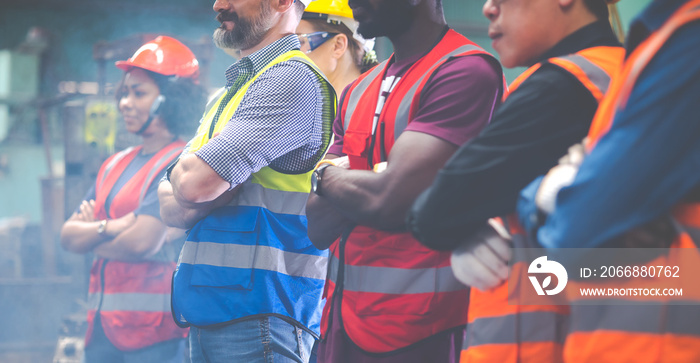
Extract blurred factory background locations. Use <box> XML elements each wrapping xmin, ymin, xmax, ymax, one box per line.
<box><xmin>0</xmin><ymin>0</ymin><xmax>651</xmax><ymax>361</ymax></box>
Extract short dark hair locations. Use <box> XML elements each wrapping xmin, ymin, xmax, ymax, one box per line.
<box><xmin>115</xmin><ymin>70</ymin><xmax>208</xmax><ymax>138</ymax></box>
<box><xmin>584</xmin><ymin>0</ymin><xmax>609</xmax><ymax>20</ymax></box>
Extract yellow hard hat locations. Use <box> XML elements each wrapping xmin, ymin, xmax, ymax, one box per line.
<box><xmin>302</xmin><ymin>0</ymin><xmax>375</xmax><ymax>53</ymax></box>
<box><xmin>304</xmin><ymin>0</ymin><xmax>354</xmax><ymax>20</ymax></box>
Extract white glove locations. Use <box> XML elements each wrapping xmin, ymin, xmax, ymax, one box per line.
<box><xmin>450</xmin><ymin>219</ymin><xmax>513</xmax><ymax>291</ymax></box>
<box><xmin>535</xmin><ymin>142</ymin><xmax>587</xmax><ymax>214</ymax></box>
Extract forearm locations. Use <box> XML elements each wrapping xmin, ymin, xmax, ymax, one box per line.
<box><xmin>170</xmin><ymin>154</ymin><xmax>231</xmax><ymax>204</ymax></box>
<box><xmin>306</xmin><ymin>193</ymin><xmax>353</xmax><ymax>249</ymax></box>
<box><xmin>159</xmin><ymin>180</ymin><xmax>239</xmax><ymax>229</ymax></box>
<box><xmin>60</xmin><ymin>212</ymin><xmax>136</xmax><ymax>254</ymax></box>
<box><xmin>90</xmin><ymin>214</ymin><xmax>167</xmax><ymax>261</ymax></box>
<box><xmin>320</xmin><ymin>167</ymin><xmax>408</xmax><ymax>230</ymax></box>
<box><xmin>158</xmin><ymin>181</ymin><xmax>211</xmax><ymax>229</ymax></box>
<box><xmin>60</xmin><ymin>219</ymin><xmax>111</xmax><ymax>254</ymax></box>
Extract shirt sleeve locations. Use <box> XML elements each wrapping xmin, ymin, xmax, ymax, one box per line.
<box><xmin>195</xmin><ymin>61</ymin><xmax>321</xmax><ymax>185</ymax></box>
<box><xmin>408</xmin><ymin>65</ymin><xmax>598</xmax><ymax>251</ymax></box>
<box><xmin>535</xmin><ymin>24</ymin><xmax>700</xmax><ymax>249</ymax></box>
<box><xmin>404</xmin><ymin>54</ymin><xmax>502</xmax><ymax>146</ymax></box>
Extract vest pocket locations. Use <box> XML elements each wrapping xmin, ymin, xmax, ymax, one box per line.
<box><xmin>342</xmin><ymin>130</ymin><xmax>372</xmax><ymax>158</ymax></box>
<box><xmin>187</xmin><ymin>210</ymin><xmax>260</xmax><ymax>290</ymax></box>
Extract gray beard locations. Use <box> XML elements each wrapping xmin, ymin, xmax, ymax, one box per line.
<box><xmin>213</xmin><ymin>5</ymin><xmax>275</xmax><ymax>51</ymax></box>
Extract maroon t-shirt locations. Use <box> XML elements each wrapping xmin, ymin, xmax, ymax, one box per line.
<box><xmin>328</xmin><ymin>52</ymin><xmax>502</xmax><ymax>156</ymax></box>
<box><xmin>319</xmin><ymin>53</ymin><xmax>502</xmax><ymax>363</ymax></box>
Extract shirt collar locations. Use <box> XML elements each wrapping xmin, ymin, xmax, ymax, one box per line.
<box><xmin>534</xmin><ymin>20</ymin><xmax>621</xmax><ymax>65</ymax></box>
<box><xmin>224</xmin><ymin>34</ymin><xmax>301</xmax><ymax>87</ymax></box>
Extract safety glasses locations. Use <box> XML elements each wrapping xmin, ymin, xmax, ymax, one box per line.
<box><xmin>296</xmin><ymin>32</ymin><xmax>339</xmax><ymax>53</ymax></box>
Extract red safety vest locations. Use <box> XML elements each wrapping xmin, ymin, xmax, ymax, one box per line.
<box><xmin>565</xmin><ymin>2</ymin><xmax>700</xmax><ymax>361</ymax></box>
<box><xmin>321</xmin><ymin>29</ymin><xmax>501</xmax><ymax>353</ymax></box>
<box><xmin>463</xmin><ymin>45</ymin><xmax>624</xmax><ymax>363</ymax></box>
<box><xmin>86</xmin><ymin>140</ymin><xmax>187</xmax><ymax>351</ymax></box>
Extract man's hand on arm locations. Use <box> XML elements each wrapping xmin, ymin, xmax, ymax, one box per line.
<box><xmin>159</xmin><ymin>155</ymin><xmax>239</xmax><ymax>229</ymax></box>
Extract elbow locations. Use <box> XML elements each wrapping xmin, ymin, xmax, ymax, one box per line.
<box><xmin>405</xmin><ymin>207</ymin><xmax>459</xmax><ymax>251</ymax></box>
<box><xmin>307</xmin><ymin>228</ymin><xmax>334</xmax><ymax>250</ymax></box>
<box><xmin>176</xmin><ymin>175</ymin><xmax>205</xmax><ymax>204</ymax></box>
<box><xmin>160</xmin><ymin>205</ymin><xmax>183</xmax><ymax>229</ymax></box>
<box><xmin>119</xmin><ymin>237</ymin><xmax>164</xmax><ymax>260</ymax></box>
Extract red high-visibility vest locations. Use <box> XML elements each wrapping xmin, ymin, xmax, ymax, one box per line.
<box><xmin>565</xmin><ymin>2</ymin><xmax>700</xmax><ymax>361</ymax></box>
<box><xmin>463</xmin><ymin>45</ymin><xmax>624</xmax><ymax>363</ymax></box>
<box><xmin>321</xmin><ymin>29</ymin><xmax>501</xmax><ymax>353</ymax></box>
<box><xmin>86</xmin><ymin>140</ymin><xmax>188</xmax><ymax>351</ymax></box>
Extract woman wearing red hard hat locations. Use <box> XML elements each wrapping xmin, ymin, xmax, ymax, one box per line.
<box><xmin>60</xmin><ymin>35</ymin><xmax>207</xmax><ymax>363</ymax></box>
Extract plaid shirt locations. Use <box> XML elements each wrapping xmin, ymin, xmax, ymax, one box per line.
<box><xmin>195</xmin><ymin>35</ymin><xmax>334</xmax><ymax>188</ymax></box>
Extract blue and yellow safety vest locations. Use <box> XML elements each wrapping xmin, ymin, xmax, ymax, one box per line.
<box><xmin>172</xmin><ymin>50</ymin><xmax>335</xmax><ymax>335</ymax></box>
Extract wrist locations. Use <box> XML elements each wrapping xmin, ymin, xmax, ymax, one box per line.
<box><xmin>97</xmin><ymin>219</ymin><xmax>108</xmax><ymax>236</ymax></box>
<box><xmin>311</xmin><ymin>162</ymin><xmax>335</xmax><ymax>196</ymax></box>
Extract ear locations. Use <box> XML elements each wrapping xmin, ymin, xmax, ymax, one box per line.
<box><xmin>276</xmin><ymin>0</ymin><xmax>295</xmax><ymax>12</ymax></box>
<box><xmin>332</xmin><ymin>34</ymin><xmax>349</xmax><ymax>60</ymax></box>
<box><xmin>558</xmin><ymin>0</ymin><xmax>575</xmax><ymax>8</ymax></box>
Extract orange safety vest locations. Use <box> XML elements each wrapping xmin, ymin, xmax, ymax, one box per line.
<box><xmin>321</xmin><ymin>29</ymin><xmax>501</xmax><ymax>354</ymax></box>
<box><xmin>463</xmin><ymin>45</ymin><xmax>625</xmax><ymax>363</ymax></box>
<box><xmin>86</xmin><ymin>140</ymin><xmax>188</xmax><ymax>351</ymax></box>
<box><xmin>565</xmin><ymin>2</ymin><xmax>700</xmax><ymax>361</ymax></box>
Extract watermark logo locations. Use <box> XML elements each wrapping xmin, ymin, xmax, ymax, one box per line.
<box><xmin>528</xmin><ymin>256</ymin><xmax>568</xmax><ymax>295</ymax></box>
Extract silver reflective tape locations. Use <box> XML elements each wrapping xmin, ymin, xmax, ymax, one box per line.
<box><xmin>466</xmin><ymin>310</ymin><xmax>569</xmax><ymax>347</ymax></box>
<box><xmin>571</xmin><ymin>304</ymin><xmax>700</xmax><ymax>336</ymax></box>
<box><xmin>89</xmin><ymin>292</ymin><xmax>171</xmax><ymax>313</ymax></box>
<box><xmin>394</xmin><ymin>45</ymin><xmax>484</xmax><ymax>139</ymax></box>
<box><xmin>344</xmin><ymin>61</ymin><xmax>388</xmax><ymax>131</ymax></box>
<box><xmin>554</xmin><ymin>54</ymin><xmax>611</xmax><ymax>97</ymax></box>
<box><xmin>179</xmin><ymin>242</ymin><xmax>327</xmax><ymax>280</ymax></box>
<box><xmin>234</xmin><ymin>182</ymin><xmax>309</xmax><ymax>216</ymax></box>
<box><xmin>138</xmin><ymin>147</ymin><xmax>182</xmax><ymax>203</ymax></box>
<box><xmin>327</xmin><ymin>254</ymin><xmax>466</xmax><ymax>294</ymax></box>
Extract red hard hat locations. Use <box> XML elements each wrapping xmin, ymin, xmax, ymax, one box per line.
<box><xmin>115</xmin><ymin>36</ymin><xmax>200</xmax><ymax>80</ymax></box>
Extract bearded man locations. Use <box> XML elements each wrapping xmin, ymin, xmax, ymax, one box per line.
<box><xmin>157</xmin><ymin>0</ymin><xmax>336</xmax><ymax>361</ymax></box>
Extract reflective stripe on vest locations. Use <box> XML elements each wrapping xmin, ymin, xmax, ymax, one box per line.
<box><xmin>235</xmin><ymin>181</ymin><xmax>309</xmax><ymax>216</ymax></box>
<box><xmin>343</xmin><ymin>44</ymin><xmax>487</xmax><ymax>138</ymax></box>
<box><xmin>89</xmin><ymin>292</ymin><xmax>171</xmax><ymax>312</ymax></box>
<box><xmin>138</xmin><ymin>146</ymin><xmax>183</xmax><ymax>202</ymax></box>
<box><xmin>467</xmin><ymin>310</ymin><xmax>568</xmax><ymax>346</ymax></box>
<box><xmin>393</xmin><ymin>44</ymin><xmax>484</xmax><ymax>138</ymax></box>
<box><xmin>343</xmin><ymin>61</ymin><xmax>387</xmax><ymax>131</ymax></box>
<box><xmin>571</xmin><ymin>304</ymin><xmax>700</xmax><ymax>336</ymax></box>
<box><xmin>549</xmin><ymin>53</ymin><xmax>612</xmax><ymax>102</ymax></box>
<box><xmin>173</xmin><ymin>50</ymin><xmax>333</xmax><ymax>333</ymax></box>
<box><xmin>327</xmin><ymin>254</ymin><xmax>464</xmax><ymax>294</ymax></box>
<box><xmin>179</xmin><ymin>241</ymin><xmax>327</xmax><ymax>280</ymax></box>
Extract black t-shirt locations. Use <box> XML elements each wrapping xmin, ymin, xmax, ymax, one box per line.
<box><xmin>408</xmin><ymin>21</ymin><xmax>621</xmax><ymax>251</ymax></box>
